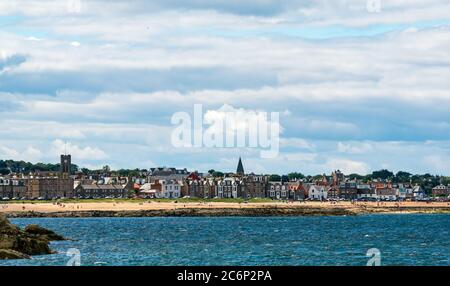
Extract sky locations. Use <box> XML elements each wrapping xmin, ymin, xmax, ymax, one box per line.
<box><xmin>0</xmin><ymin>0</ymin><xmax>450</xmax><ymax>175</ymax></box>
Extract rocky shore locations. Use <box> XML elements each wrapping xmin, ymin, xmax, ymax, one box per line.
<box><xmin>0</xmin><ymin>214</ymin><xmax>65</xmax><ymax>260</ymax></box>
<box><xmin>3</xmin><ymin>205</ymin><xmax>450</xmax><ymax>218</ymax></box>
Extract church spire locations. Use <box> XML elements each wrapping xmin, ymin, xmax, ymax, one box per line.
<box><xmin>236</xmin><ymin>157</ymin><xmax>244</xmax><ymax>176</ymax></box>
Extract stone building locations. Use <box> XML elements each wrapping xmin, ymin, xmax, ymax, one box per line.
<box><xmin>0</xmin><ymin>177</ymin><xmax>27</xmax><ymax>199</ymax></box>
<box><xmin>241</xmin><ymin>175</ymin><xmax>267</xmax><ymax>199</ymax></box>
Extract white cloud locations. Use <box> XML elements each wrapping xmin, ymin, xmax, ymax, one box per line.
<box><xmin>337</xmin><ymin>142</ymin><xmax>373</xmax><ymax>154</ymax></box>
<box><xmin>0</xmin><ymin>145</ymin><xmax>42</xmax><ymax>162</ymax></box>
<box><xmin>1</xmin><ymin>1</ymin><xmax>449</xmax><ymax>174</ymax></box>
<box><xmin>323</xmin><ymin>158</ymin><xmax>370</xmax><ymax>175</ymax></box>
<box><xmin>51</xmin><ymin>139</ymin><xmax>108</xmax><ymax>160</ymax></box>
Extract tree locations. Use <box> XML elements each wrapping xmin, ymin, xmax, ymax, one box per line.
<box><xmin>371</xmin><ymin>169</ymin><xmax>394</xmax><ymax>180</ymax></box>
<box><xmin>288</xmin><ymin>172</ymin><xmax>305</xmax><ymax>181</ymax></box>
<box><xmin>268</xmin><ymin>174</ymin><xmax>281</xmax><ymax>182</ymax></box>
<box><xmin>395</xmin><ymin>171</ymin><xmax>411</xmax><ymax>183</ymax></box>
<box><xmin>102</xmin><ymin>165</ymin><xmax>111</xmax><ymax>173</ymax></box>
<box><xmin>348</xmin><ymin>173</ymin><xmax>364</xmax><ymax>180</ymax></box>
<box><xmin>0</xmin><ymin>168</ymin><xmax>10</xmax><ymax>175</ymax></box>
<box><xmin>212</xmin><ymin>171</ymin><xmax>224</xmax><ymax>178</ymax></box>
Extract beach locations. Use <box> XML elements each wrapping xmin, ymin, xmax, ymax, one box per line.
<box><xmin>1</xmin><ymin>200</ymin><xmax>449</xmax><ymax>217</ymax></box>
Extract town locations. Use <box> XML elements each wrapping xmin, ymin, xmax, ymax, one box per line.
<box><xmin>0</xmin><ymin>154</ymin><xmax>449</xmax><ymax>202</ymax></box>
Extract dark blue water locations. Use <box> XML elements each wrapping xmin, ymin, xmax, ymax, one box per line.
<box><xmin>1</xmin><ymin>215</ymin><xmax>449</xmax><ymax>266</ymax></box>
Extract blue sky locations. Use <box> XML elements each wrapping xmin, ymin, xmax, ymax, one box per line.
<box><xmin>1</xmin><ymin>0</ymin><xmax>450</xmax><ymax>175</ymax></box>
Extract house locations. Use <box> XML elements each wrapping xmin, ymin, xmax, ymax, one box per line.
<box><xmin>187</xmin><ymin>179</ymin><xmax>216</xmax><ymax>198</ymax></box>
<box><xmin>327</xmin><ymin>186</ymin><xmax>339</xmax><ymax>200</ymax></box>
<box><xmin>147</xmin><ymin>167</ymin><xmax>189</xmax><ymax>182</ymax></box>
<box><xmin>357</xmin><ymin>188</ymin><xmax>377</xmax><ymax>200</ymax></box>
<box><xmin>242</xmin><ymin>175</ymin><xmax>267</xmax><ymax>199</ymax></box>
<box><xmin>432</xmin><ymin>185</ymin><xmax>448</xmax><ymax>197</ymax></box>
<box><xmin>216</xmin><ymin>177</ymin><xmax>242</xmax><ymax>198</ymax></box>
<box><xmin>74</xmin><ymin>183</ymin><xmax>128</xmax><ymax>199</ymax></box>
<box><xmin>267</xmin><ymin>182</ymin><xmax>289</xmax><ymax>200</ymax></box>
<box><xmin>339</xmin><ymin>181</ymin><xmax>358</xmax><ymax>200</ymax></box>
<box><xmin>308</xmin><ymin>185</ymin><xmax>328</xmax><ymax>200</ymax></box>
<box><xmin>152</xmin><ymin>179</ymin><xmax>182</xmax><ymax>199</ymax></box>
<box><xmin>0</xmin><ymin>177</ymin><xmax>27</xmax><ymax>199</ymax></box>
<box><xmin>138</xmin><ymin>183</ymin><xmax>157</xmax><ymax>198</ymax></box>
<box><xmin>412</xmin><ymin>185</ymin><xmax>425</xmax><ymax>200</ymax></box>
<box><xmin>27</xmin><ymin>176</ymin><xmax>74</xmax><ymax>199</ymax></box>
<box><xmin>376</xmin><ymin>188</ymin><xmax>397</xmax><ymax>201</ymax></box>
<box><xmin>287</xmin><ymin>181</ymin><xmax>307</xmax><ymax>200</ymax></box>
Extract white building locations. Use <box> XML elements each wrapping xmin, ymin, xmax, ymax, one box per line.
<box><xmin>159</xmin><ymin>179</ymin><xmax>181</xmax><ymax>199</ymax></box>
<box><xmin>308</xmin><ymin>185</ymin><xmax>328</xmax><ymax>200</ymax></box>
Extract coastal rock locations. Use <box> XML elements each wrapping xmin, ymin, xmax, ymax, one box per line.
<box><xmin>0</xmin><ymin>249</ymin><xmax>31</xmax><ymax>260</ymax></box>
<box><xmin>0</xmin><ymin>214</ymin><xmax>63</xmax><ymax>260</ymax></box>
<box><xmin>24</xmin><ymin>224</ymin><xmax>65</xmax><ymax>241</ymax></box>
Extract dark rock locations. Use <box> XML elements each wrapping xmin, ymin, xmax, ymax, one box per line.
<box><xmin>0</xmin><ymin>249</ymin><xmax>31</xmax><ymax>260</ymax></box>
<box><xmin>0</xmin><ymin>214</ymin><xmax>20</xmax><ymax>235</ymax></box>
<box><xmin>0</xmin><ymin>214</ymin><xmax>62</xmax><ymax>260</ymax></box>
<box><xmin>24</xmin><ymin>224</ymin><xmax>66</xmax><ymax>241</ymax></box>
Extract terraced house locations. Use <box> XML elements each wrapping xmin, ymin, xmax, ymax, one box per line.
<box><xmin>0</xmin><ymin>177</ymin><xmax>27</xmax><ymax>199</ymax></box>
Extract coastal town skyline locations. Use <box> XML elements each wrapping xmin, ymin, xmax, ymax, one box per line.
<box><xmin>1</xmin><ymin>153</ymin><xmax>450</xmax><ymax>178</ymax></box>
<box><xmin>1</xmin><ymin>153</ymin><xmax>449</xmax><ymax>201</ymax></box>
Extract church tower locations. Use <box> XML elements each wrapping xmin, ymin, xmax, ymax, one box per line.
<box><xmin>236</xmin><ymin>157</ymin><xmax>244</xmax><ymax>176</ymax></box>
<box><xmin>60</xmin><ymin>154</ymin><xmax>71</xmax><ymax>178</ymax></box>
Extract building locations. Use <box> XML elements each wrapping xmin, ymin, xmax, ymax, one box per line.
<box><xmin>241</xmin><ymin>175</ymin><xmax>267</xmax><ymax>199</ymax></box>
<box><xmin>217</xmin><ymin>177</ymin><xmax>242</xmax><ymax>198</ymax></box>
<box><xmin>339</xmin><ymin>181</ymin><xmax>358</xmax><ymax>200</ymax></box>
<box><xmin>267</xmin><ymin>182</ymin><xmax>289</xmax><ymax>200</ymax></box>
<box><xmin>60</xmin><ymin>154</ymin><xmax>71</xmax><ymax>178</ymax></box>
<box><xmin>147</xmin><ymin>167</ymin><xmax>189</xmax><ymax>182</ymax></box>
<box><xmin>187</xmin><ymin>178</ymin><xmax>216</xmax><ymax>198</ymax></box>
<box><xmin>432</xmin><ymin>185</ymin><xmax>448</xmax><ymax>197</ymax></box>
<box><xmin>75</xmin><ymin>183</ymin><xmax>128</xmax><ymax>199</ymax></box>
<box><xmin>327</xmin><ymin>186</ymin><xmax>339</xmax><ymax>200</ymax></box>
<box><xmin>376</xmin><ymin>188</ymin><xmax>397</xmax><ymax>201</ymax></box>
<box><xmin>0</xmin><ymin>177</ymin><xmax>27</xmax><ymax>199</ymax></box>
<box><xmin>287</xmin><ymin>181</ymin><xmax>307</xmax><ymax>200</ymax></box>
<box><xmin>147</xmin><ymin>179</ymin><xmax>182</xmax><ymax>199</ymax></box>
<box><xmin>412</xmin><ymin>185</ymin><xmax>425</xmax><ymax>200</ymax></box>
<box><xmin>308</xmin><ymin>185</ymin><xmax>328</xmax><ymax>200</ymax></box>
<box><xmin>27</xmin><ymin>175</ymin><xmax>74</xmax><ymax>199</ymax></box>
<box><xmin>236</xmin><ymin>157</ymin><xmax>244</xmax><ymax>176</ymax></box>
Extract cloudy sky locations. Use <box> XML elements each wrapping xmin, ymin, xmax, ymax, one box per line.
<box><xmin>1</xmin><ymin>0</ymin><xmax>450</xmax><ymax>175</ymax></box>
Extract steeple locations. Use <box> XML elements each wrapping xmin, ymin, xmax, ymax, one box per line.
<box><xmin>236</xmin><ymin>157</ymin><xmax>244</xmax><ymax>176</ymax></box>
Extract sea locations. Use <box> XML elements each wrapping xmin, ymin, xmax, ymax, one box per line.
<box><xmin>1</xmin><ymin>214</ymin><xmax>449</xmax><ymax>266</ymax></box>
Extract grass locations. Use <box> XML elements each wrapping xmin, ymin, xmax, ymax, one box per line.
<box><xmin>0</xmin><ymin>197</ymin><xmax>276</xmax><ymax>204</ymax></box>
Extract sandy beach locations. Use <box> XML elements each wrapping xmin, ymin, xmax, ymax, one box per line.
<box><xmin>1</xmin><ymin>200</ymin><xmax>449</xmax><ymax>217</ymax></box>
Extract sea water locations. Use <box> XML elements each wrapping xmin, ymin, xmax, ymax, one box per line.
<box><xmin>1</xmin><ymin>214</ymin><xmax>449</xmax><ymax>266</ymax></box>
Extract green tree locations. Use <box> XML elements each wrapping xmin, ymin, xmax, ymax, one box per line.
<box><xmin>288</xmin><ymin>172</ymin><xmax>305</xmax><ymax>180</ymax></box>
<box><xmin>371</xmin><ymin>169</ymin><xmax>394</xmax><ymax>180</ymax></box>
<box><xmin>212</xmin><ymin>171</ymin><xmax>224</xmax><ymax>178</ymax></box>
<box><xmin>269</xmin><ymin>174</ymin><xmax>281</xmax><ymax>182</ymax></box>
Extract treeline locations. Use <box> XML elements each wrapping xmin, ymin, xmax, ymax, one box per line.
<box><xmin>0</xmin><ymin>160</ymin><xmax>79</xmax><ymax>175</ymax></box>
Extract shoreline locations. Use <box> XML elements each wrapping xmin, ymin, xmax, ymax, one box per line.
<box><xmin>1</xmin><ymin>201</ymin><xmax>449</xmax><ymax>218</ymax></box>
